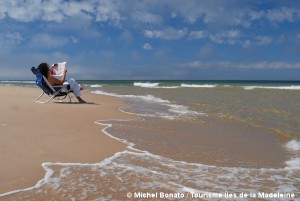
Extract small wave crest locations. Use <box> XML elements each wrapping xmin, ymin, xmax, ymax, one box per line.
<box><xmin>243</xmin><ymin>85</ymin><xmax>300</xmax><ymax>90</ymax></box>
<box><xmin>91</xmin><ymin>90</ymin><xmax>204</xmax><ymax>119</ymax></box>
<box><xmin>134</xmin><ymin>82</ymin><xmax>159</xmax><ymax>88</ymax></box>
<box><xmin>90</xmin><ymin>84</ymin><xmax>103</xmax><ymax>88</ymax></box>
<box><xmin>0</xmin><ymin>81</ymin><xmax>35</xmax><ymax>84</ymax></box>
<box><xmin>181</xmin><ymin>84</ymin><xmax>217</xmax><ymax>88</ymax></box>
<box><xmin>133</xmin><ymin>82</ymin><xmax>180</xmax><ymax>89</ymax></box>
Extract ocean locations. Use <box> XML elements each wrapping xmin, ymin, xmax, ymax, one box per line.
<box><xmin>1</xmin><ymin>80</ymin><xmax>300</xmax><ymax>200</ymax></box>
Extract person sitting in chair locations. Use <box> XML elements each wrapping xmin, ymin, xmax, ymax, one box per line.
<box><xmin>38</xmin><ymin>63</ymin><xmax>86</xmax><ymax>103</ymax></box>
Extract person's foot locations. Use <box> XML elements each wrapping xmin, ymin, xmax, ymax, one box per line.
<box><xmin>76</xmin><ymin>96</ymin><xmax>86</xmax><ymax>103</ymax></box>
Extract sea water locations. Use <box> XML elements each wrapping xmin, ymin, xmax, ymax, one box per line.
<box><xmin>1</xmin><ymin>80</ymin><xmax>300</xmax><ymax>200</ymax></box>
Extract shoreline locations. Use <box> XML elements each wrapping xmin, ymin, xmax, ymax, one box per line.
<box><xmin>0</xmin><ymin>85</ymin><xmax>136</xmax><ymax>195</ymax></box>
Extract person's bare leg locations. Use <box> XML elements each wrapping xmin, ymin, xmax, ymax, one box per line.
<box><xmin>76</xmin><ymin>96</ymin><xmax>86</xmax><ymax>103</ymax></box>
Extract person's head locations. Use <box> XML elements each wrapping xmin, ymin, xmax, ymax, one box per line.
<box><xmin>38</xmin><ymin>63</ymin><xmax>50</xmax><ymax>78</ymax></box>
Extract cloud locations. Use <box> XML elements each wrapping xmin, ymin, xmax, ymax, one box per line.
<box><xmin>187</xmin><ymin>29</ymin><xmax>273</xmax><ymax>47</ymax></box>
<box><xmin>266</xmin><ymin>7</ymin><xmax>300</xmax><ymax>24</ymax></box>
<box><xmin>71</xmin><ymin>36</ymin><xmax>78</xmax><ymax>44</ymax></box>
<box><xmin>209</xmin><ymin>29</ymin><xmax>243</xmax><ymax>45</ymax></box>
<box><xmin>0</xmin><ymin>1</ymin><xmax>299</xmax><ymax>28</ymax></box>
<box><xmin>0</xmin><ymin>31</ymin><xmax>23</xmax><ymax>52</ymax></box>
<box><xmin>29</xmin><ymin>33</ymin><xmax>69</xmax><ymax>49</ymax></box>
<box><xmin>144</xmin><ymin>27</ymin><xmax>188</xmax><ymax>40</ymax></box>
<box><xmin>0</xmin><ymin>0</ymin><xmax>94</xmax><ymax>22</ymax></box>
<box><xmin>143</xmin><ymin>43</ymin><xmax>153</xmax><ymax>50</ymax></box>
<box><xmin>94</xmin><ymin>0</ymin><xmax>123</xmax><ymax>27</ymax></box>
<box><xmin>177</xmin><ymin>61</ymin><xmax>300</xmax><ymax>70</ymax></box>
<box><xmin>189</xmin><ymin>30</ymin><xmax>207</xmax><ymax>39</ymax></box>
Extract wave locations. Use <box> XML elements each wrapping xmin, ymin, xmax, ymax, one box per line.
<box><xmin>134</xmin><ymin>82</ymin><xmax>218</xmax><ymax>89</ymax></box>
<box><xmin>133</xmin><ymin>82</ymin><xmax>180</xmax><ymax>89</ymax></box>
<box><xmin>0</xmin><ymin>81</ymin><xmax>35</xmax><ymax>84</ymax></box>
<box><xmin>90</xmin><ymin>84</ymin><xmax>103</xmax><ymax>88</ymax></box>
<box><xmin>181</xmin><ymin>84</ymin><xmax>217</xmax><ymax>88</ymax></box>
<box><xmin>243</xmin><ymin>85</ymin><xmax>300</xmax><ymax>90</ymax></box>
<box><xmin>91</xmin><ymin>90</ymin><xmax>204</xmax><ymax>119</ymax></box>
<box><xmin>134</xmin><ymin>82</ymin><xmax>159</xmax><ymax>88</ymax></box>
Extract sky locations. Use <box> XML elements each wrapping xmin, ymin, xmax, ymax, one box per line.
<box><xmin>1</xmin><ymin>0</ymin><xmax>300</xmax><ymax>80</ymax></box>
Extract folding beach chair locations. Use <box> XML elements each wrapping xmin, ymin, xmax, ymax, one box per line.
<box><xmin>31</xmin><ymin>67</ymin><xmax>73</xmax><ymax>104</ymax></box>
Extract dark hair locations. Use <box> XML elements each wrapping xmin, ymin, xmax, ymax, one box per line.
<box><xmin>38</xmin><ymin>63</ymin><xmax>49</xmax><ymax>78</ymax></box>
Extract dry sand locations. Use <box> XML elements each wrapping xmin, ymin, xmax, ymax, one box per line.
<box><xmin>0</xmin><ymin>86</ymin><xmax>135</xmax><ymax>195</ymax></box>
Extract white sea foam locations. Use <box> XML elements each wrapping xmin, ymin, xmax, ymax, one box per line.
<box><xmin>181</xmin><ymin>84</ymin><xmax>217</xmax><ymax>88</ymax></box>
<box><xmin>133</xmin><ymin>82</ymin><xmax>180</xmax><ymax>89</ymax></box>
<box><xmin>139</xmin><ymin>94</ymin><xmax>170</xmax><ymax>103</ymax></box>
<box><xmin>91</xmin><ymin>90</ymin><xmax>204</xmax><ymax>119</ymax></box>
<box><xmin>285</xmin><ymin>157</ymin><xmax>300</xmax><ymax>169</ymax></box>
<box><xmin>284</xmin><ymin>140</ymin><xmax>300</xmax><ymax>169</ymax></box>
<box><xmin>90</xmin><ymin>84</ymin><xmax>103</xmax><ymax>88</ymax></box>
<box><xmin>0</xmin><ymin>81</ymin><xmax>35</xmax><ymax>84</ymax></box>
<box><xmin>134</xmin><ymin>82</ymin><xmax>159</xmax><ymax>88</ymax></box>
<box><xmin>285</xmin><ymin>140</ymin><xmax>300</xmax><ymax>151</ymax></box>
<box><xmin>159</xmin><ymin>86</ymin><xmax>181</xmax><ymax>89</ymax></box>
<box><xmin>243</xmin><ymin>85</ymin><xmax>300</xmax><ymax>90</ymax></box>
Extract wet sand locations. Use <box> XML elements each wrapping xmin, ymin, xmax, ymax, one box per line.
<box><xmin>102</xmin><ymin>117</ymin><xmax>291</xmax><ymax>169</ymax></box>
<box><xmin>0</xmin><ymin>86</ymin><xmax>135</xmax><ymax>195</ymax></box>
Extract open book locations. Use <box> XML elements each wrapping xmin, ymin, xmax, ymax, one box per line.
<box><xmin>51</xmin><ymin>62</ymin><xmax>66</xmax><ymax>80</ymax></box>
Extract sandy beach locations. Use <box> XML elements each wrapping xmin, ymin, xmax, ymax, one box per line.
<box><xmin>0</xmin><ymin>86</ymin><xmax>135</xmax><ymax>195</ymax></box>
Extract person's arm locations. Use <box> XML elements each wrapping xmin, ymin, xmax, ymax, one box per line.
<box><xmin>48</xmin><ymin>68</ymin><xmax>67</xmax><ymax>85</ymax></box>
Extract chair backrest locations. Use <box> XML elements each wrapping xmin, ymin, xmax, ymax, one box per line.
<box><xmin>31</xmin><ymin>67</ymin><xmax>55</xmax><ymax>95</ymax></box>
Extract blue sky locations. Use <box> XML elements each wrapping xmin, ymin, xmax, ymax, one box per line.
<box><xmin>0</xmin><ymin>0</ymin><xmax>300</xmax><ymax>80</ymax></box>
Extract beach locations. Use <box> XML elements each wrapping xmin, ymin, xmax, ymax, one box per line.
<box><xmin>0</xmin><ymin>82</ymin><xmax>299</xmax><ymax>200</ymax></box>
<box><xmin>0</xmin><ymin>86</ymin><xmax>135</xmax><ymax>199</ymax></box>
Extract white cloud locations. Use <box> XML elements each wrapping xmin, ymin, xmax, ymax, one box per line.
<box><xmin>95</xmin><ymin>0</ymin><xmax>123</xmax><ymax>27</ymax></box>
<box><xmin>0</xmin><ymin>1</ymin><xmax>299</xmax><ymax>33</ymax></box>
<box><xmin>29</xmin><ymin>33</ymin><xmax>68</xmax><ymax>48</ymax></box>
<box><xmin>177</xmin><ymin>61</ymin><xmax>300</xmax><ymax>70</ymax></box>
<box><xmin>71</xmin><ymin>36</ymin><xmax>78</xmax><ymax>44</ymax></box>
<box><xmin>143</xmin><ymin>43</ymin><xmax>152</xmax><ymax>50</ymax></box>
<box><xmin>144</xmin><ymin>27</ymin><xmax>188</xmax><ymax>40</ymax></box>
<box><xmin>266</xmin><ymin>7</ymin><xmax>300</xmax><ymax>24</ymax></box>
<box><xmin>209</xmin><ymin>29</ymin><xmax>242</xmax><ymax>44</ymax></box>
<box><xmin>0</xmin><ymin>0</ymin><xmax>94</xmax><ymax>23</ymax></box>
<box><xmin>189</xmin><ymin>30</ymin><xmax>206</xmax><ymax>39</ymax></box>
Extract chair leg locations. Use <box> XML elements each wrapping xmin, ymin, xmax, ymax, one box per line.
<box><xmin>35</xmin><ymin>92</ymin><xmax>45</xmax><ymax>103</ymax></box>
<box><xmin>36</xmin><ymin>94</ymin><xmax>56</xmax><ymax>104</ymax></box>
<box><xmin>68</xmin><ymin>93</ymin><xmax>72</xmax><ymax>103</ymax></box>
